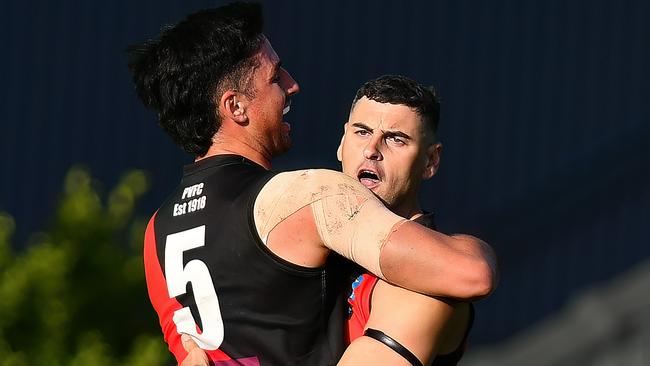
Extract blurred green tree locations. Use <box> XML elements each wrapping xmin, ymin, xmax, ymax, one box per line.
<box><xmin>0</xmin><ymin>167</ymin><xmax>172</xmax><ymax>365</ymax></box>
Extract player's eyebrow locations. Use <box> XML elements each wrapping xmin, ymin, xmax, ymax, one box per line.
<box><xmin>350</xmin><ymin>122</ymin><xmax>412</xmax><ymax>140</ymax></box>
<box><xmin>351</xmin><ymin>122</ymin><xmax>373</xmax><ymax>131</ymax></box>
<box><xmin>270</xmin><ymin>60</ymin><xmax>282</xmax><ymax>79</ymax></box>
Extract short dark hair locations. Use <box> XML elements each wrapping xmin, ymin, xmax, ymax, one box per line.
<box><xmin>127</xmin><ymin>2</ymin><xmax>265</xmax><ymax>156</ymax></box>
<box><xmin>351</xmin><ymin>75</ymin><xmax>441</xmax><ymax>138</ymax></box>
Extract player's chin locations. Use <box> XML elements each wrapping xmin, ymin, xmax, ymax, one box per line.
<box><xmin>280</xmin><ymin>141</ymin><xmax>292</xmax><ymax>154</ymax></box>
<box><xmin>275</xmin><ymin>135</ymin><xmax>292</xmax><ymax>155</ymax></box>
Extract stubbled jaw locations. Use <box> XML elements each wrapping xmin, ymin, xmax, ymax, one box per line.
<box><xmin>357</xmin><ymin>167</ymin><xmax>381</xmax><ymax>190</ymax></box>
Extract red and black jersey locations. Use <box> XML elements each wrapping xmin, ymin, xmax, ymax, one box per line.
<box><xmin>144</xmin><ymin>155</ymin><xmax>344</xmax><ymax>365</ymax></box>
<box><xmin>344</xmin><ymin>213</ymin><xmax>474</xmax><ymax>366</ymax></box>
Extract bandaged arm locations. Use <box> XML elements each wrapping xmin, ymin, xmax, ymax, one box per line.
<box><xmin>254</xmin><ymin>169</ymin><xmax>496</xmax><ymax>300</ymax></box>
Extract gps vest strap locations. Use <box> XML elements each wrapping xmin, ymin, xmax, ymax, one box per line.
<box><xmin>364</xmin><ymin>328</ymin><xmax>423</xmax><ymax>366</ymax></box>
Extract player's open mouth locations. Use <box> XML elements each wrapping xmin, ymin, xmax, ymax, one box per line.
<box><xmin>357</xmin><ymin>169</ymin><xmax>381</xmax><ymax>188</ymax></box>
<box><xmin>282</xmin><ymin>100</ymin><xmax>292</xmax><ymax>132</ymax></box>
<box><xmin>283</xmin><ymin>99</ymin><xmax>291</xmax><ymax>115</ymax></box>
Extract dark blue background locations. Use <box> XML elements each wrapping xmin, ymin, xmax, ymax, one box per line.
<box><xmin>1</xmin><ymin>0</ymin><xmax>648</xmax><ymax>346</ymax></box>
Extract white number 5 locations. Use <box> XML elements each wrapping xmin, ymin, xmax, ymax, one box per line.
<box><xmin>165</xmin><ymin>225</ymin><xmax>224</xmax><ymax>350</ymax></box>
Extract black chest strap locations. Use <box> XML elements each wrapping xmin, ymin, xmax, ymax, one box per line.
<box><xmin>364</xmin><ymin>328</ymin><xmax>423</xmax><ymax>366</ymax></box>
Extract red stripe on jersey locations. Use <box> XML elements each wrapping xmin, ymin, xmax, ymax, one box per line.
<box><xmin>143</xmin><ymin>213</ymin><xmax>233</xmax><ymax>363</ymax></box>
<box><xmin>345</xmin><ymin>273</ymin><xmax>380</xmax><ymax>344</ymax></box>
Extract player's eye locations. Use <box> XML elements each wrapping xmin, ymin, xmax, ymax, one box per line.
<box><xmin>387</xmin><ymin>136</ymin><xmax>405</xmax><ymax>145</ymax></box>
<box><xmin>355</xmin><ymin>130</ymin><xmax>370</xmax><ymax>137</ymax></box>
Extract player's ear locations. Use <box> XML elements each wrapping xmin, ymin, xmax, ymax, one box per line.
<box><xmin>422</xmin><ymin>142</ymin><xmax>442</xmax><ymax>180</ymax></box>
<box><xmin>219</xmin><ymin>90</ymin><xmax>248</xmax><ymax>125</ymax></box>
<box><xmin>336</xmin><ymin>123</ymin><xmax>348</xmax><ymax>162</ymax></box>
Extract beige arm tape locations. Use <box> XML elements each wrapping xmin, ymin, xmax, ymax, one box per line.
<box><xmin>253</xmin><ymin>169</ymin><xmax>405</xmax><ymax>279</ymax></box>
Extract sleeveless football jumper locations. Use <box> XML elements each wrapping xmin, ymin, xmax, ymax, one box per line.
<box><xmin>144</xmin><ymin>155</ymin><xmax>344</xmax><ymax>365</ymax></box>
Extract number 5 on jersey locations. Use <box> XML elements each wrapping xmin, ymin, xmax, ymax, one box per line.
<box><xmin>165</xmin><ymin>225</ymin><xmax>224</xmax><ymax>350</ymax></box>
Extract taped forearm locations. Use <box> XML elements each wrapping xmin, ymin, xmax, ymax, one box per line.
<box><xmin>253</xmin><ymin>169</ymin><xmax>404</xmax><ymax>278</ymax></box>
<box><xmin>311</xmin><ymin>192</ymin><xmax>406</xmax><ymax>278</ymax></box>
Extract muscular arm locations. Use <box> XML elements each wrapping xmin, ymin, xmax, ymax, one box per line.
<box><xmin>255</xmin><ymin>169</ymin><xmax>497</xmax><ymax>299</ymax></box>
<box><xmin>380</xmin><ymin>227</ymin><xmax>497</xmax><ymax>299</ymax></box>
<box><xmin>338</xmin><ymin>280</ymin><xmax>471</xmax><ymax>366</ymax></box>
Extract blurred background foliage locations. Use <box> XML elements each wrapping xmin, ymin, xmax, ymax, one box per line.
<box><xmin>0</xmin><ymin>167</ymin><xmax>172</xmax><ymax>365</ymax></box>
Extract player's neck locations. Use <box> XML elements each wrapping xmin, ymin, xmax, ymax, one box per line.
<box><xmin>391</xmin><ymin>197</ymin><xmax>423</xmax><ymax>220</ymax></box>
<box><xmin>198</xmin><ymin>134</ymin><xmax>272</xmax><ymax>170</ymax></box>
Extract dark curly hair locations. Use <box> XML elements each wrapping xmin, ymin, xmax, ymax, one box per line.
<box><xmin>352</xmin><ymin>75</ymin><xmax>441</xmax><ymax>138</ymax></box>
<box><xmin>127</xmin><ymin>2</ymin><xmax>265</xmax><ymax>156</ymax></box>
